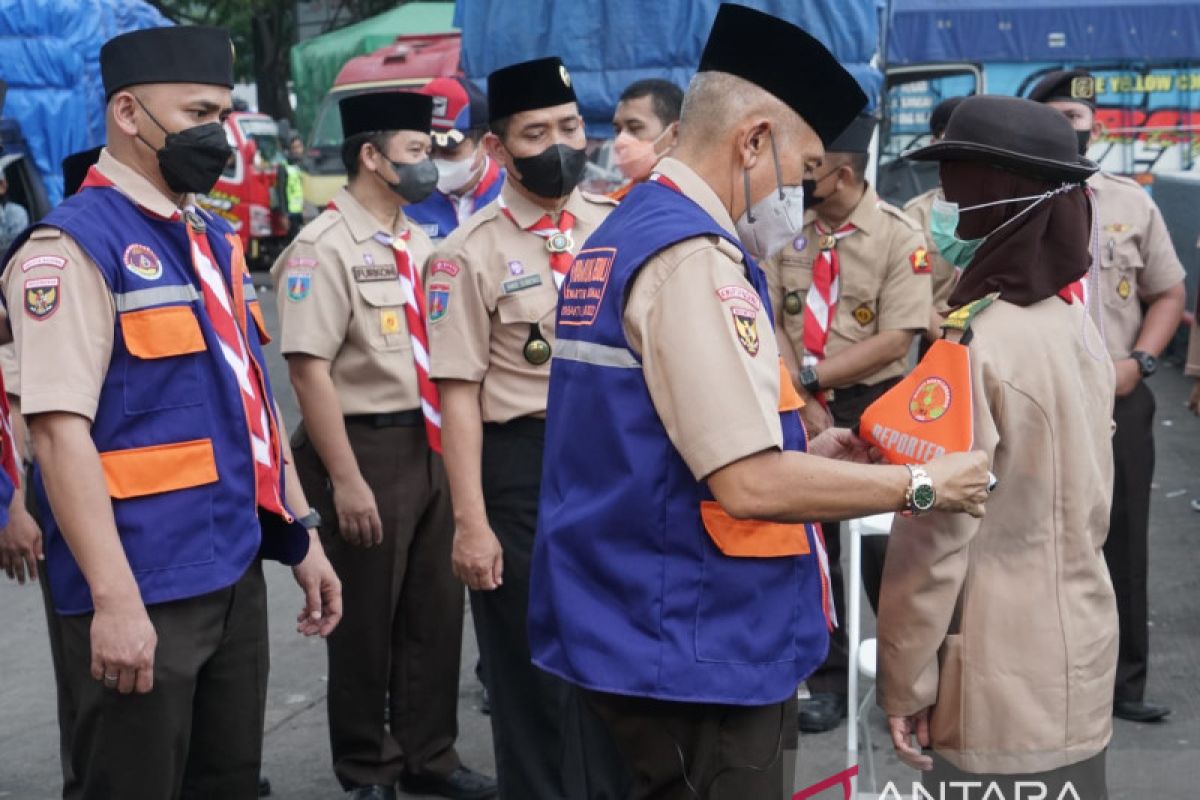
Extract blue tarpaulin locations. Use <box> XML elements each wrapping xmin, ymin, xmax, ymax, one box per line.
<box><xmin>888</xmin><ymin>0</ymin><xmax>1200</xmax><ymax>64</ymax></box>
<box><xmin>454</xmin><ymin>0</ymin><xmax>882</xmax><ymax>134</ymax></box>
<box><xmin>0</xmin><ymin>0</ymin><xmax>170</xmax><ymax>205</ymax></box>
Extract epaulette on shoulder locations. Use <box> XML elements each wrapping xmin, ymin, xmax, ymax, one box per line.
<box><xmin>941</xmin><ymin>291</ymin><xmax>1000</xmax><ymax>334</ymax></box>
<box><xmin>581</xmin><ymin>190</ymin><xmax>619</xmax><ymax>208</ymax></box>
<box><xmin>878</xmin><ymin>201</ymin><xmax>922</xmax><ymax>232</ymax></box>
<box><xmin>1099</xmin><ymin>171</ymin><xmax>1141</xmax><ymax>190</ymax></box>
<box><xmin>296</xmin><ymin>210</ymin><xmax>341</xmax><ymax>244</ymax></box>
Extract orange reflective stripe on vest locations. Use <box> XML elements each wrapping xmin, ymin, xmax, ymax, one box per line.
<box><xmin>100</xmin><ymin>438</ymin><xmax>220</xmax><ymax>500</ymax></box>
<box><xmin>859</xmin><ymin>338</ymin><xmax>974</xmax><ymax>465</ymax></box>
<box><xmin>778</xmin><ymin>357</ymin><xmax>805</xmax><ymax>413</ymax></box>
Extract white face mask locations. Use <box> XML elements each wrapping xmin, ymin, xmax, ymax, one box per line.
<box><xmin>735</xmin><ymin>134</ymin><xmax>805</xmax><ymax>260</ymax></box>
<box><xmin>433</xmin><ymin>151</ymin><xmax>479</xmax><ymax>195</ymax></box>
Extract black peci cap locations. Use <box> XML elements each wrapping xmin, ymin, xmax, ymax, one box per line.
<box><xmin>829</xmin><ymin>114</ymin><xmax>877</xmax><ymax>153</ymax></box>
<box><xmin>339</xmin><ymin>91</ymin><xmax>435</xmax><ymax>139</ymax></box>
<box><xmin>905</xmin><ymin>95</ymin><xmax>1097</xmax><ymax>183</ymax></box>
<box><xmin>697</xmin><ymin>3</ymin><xmax>866</xmax><ymax>146</ymax></box>
<box><xmin>929</xmin><ymin>96</ymin><xmax>967</xmax><ymax>137</ymax></box>
<box><xmin>62</xmin><ymin>146</ymin><xmax>104</xmax><ymax>197</ymax></box>
<box><xmin>487</xmin><ymin>57</ymin><xmax>578</xmax><ymax>123</ymax></box>
<box><xmin>101</xmin><ymin>26</ymin><xmax>234</xmax><ymax>99</ymax></box>
<box><xmin>1027</xmin><ymin>69</ymin><xmax>1097</xmax><ymax>110</ymax></box>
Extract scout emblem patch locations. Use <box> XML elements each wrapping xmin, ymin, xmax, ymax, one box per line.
<box><xmin>123</xmin><ymin>244</ymin><xmax>163</xmax><ymax>280</ymax></box>
<box><xmin>909</xmin><ymin>377</ymin><xmax>952</xmax><ymax>422</ymax></box>
<box><xmin>24</xmin><ymin>277</ymin><xmax>60</xmax><ymax>320</ymax></box>
<box><xmin>731</xmin><ymin>307</ymin><xmax>759</xmax><ymax>357</ymax></box>
<box><xmin>852</xmin><ymin>303</ymin><xmax>875</xmax><ymax>326</ymax></box>
<box><xmin>545</xmin><ymin>231</ymin><xmax>574</xmax><ymax>254</ymax></box>
<box><xmin>286</xmin><ymin>270</ymin><xmax>312</xmax><ymax>302</ymax></box>
<box><xmin>431</xmin><ymin>259</ymin><xmax>460</xmax><ymax>278</ymax></box>
<box><xmin>1117</xmin><ymin>277</ymin><xmax>1132</xmax><ymax>299</ymax></box>
<box><xmin>380</xmin><ymin>309</ymin><xmax>401</xmax><ymax>335</ymax></box>
<box><xmin>783</xmin><ymin>290</ymin><xmax>803</xmax><ymax>315</ymax></box>
<box><xmin>20</xmin><ymin>254</ymin><xmax>66</xmax><ymax>272</ymax></box>
<box><xmin>910</xmin><ymin>247</ymin><xmax>931</xmax><ymax>274</ymax></box>
<box><xmin>428</xmin><ymin>283</ymin><xmax>450</xmax><ymax>322</ymax></box>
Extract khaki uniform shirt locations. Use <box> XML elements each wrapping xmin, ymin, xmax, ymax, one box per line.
<box><xmin>426</xmin><ymin>180</ymin><xmax>615</xmax><ymax>423</ymax></box>
<box><xmin>0</xmin><ymin>149</ymin><xmax>177</xmax><ymax>422</ymax></box>
<box><xmin>765</xmin><ymin>185</ymin><xmax>931</xmax><ymax>387</ymax></box>
<box><xmin>1089</xmin><ymin>171</ymin><xmax>1185</xmax><ymax>360</ymax></box>
<box><xmin>0</xmin><ymin>343</ymin><xmax>19</xmax><ymax>399</ymax></box>
<box><xmin>271</xmin><ymin>187</ymin><xmax>433</xmax><ymax>415</ymax></box>
<box><xmin>903</xmin><ymin>186</ymin><xmax>958</xmax><ymax>313</ymax></box>
<box><xmin>878</xmin><ymin>297</ymin><xmax>1117</xmax><ymax>775</ymax></box>
<box><xmin>623</xmin><ymin>157</ymin><xmax>784</xmax><ymax>480</ymax></box>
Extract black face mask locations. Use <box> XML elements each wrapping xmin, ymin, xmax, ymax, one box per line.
<box><xmin>385</xmin><ymin>158</ymin><xmax>438</xmax><ymax>204</ymax></box>
<box><xmin>1076</xmin><ymin>129</ymin><xmax>1092</xmax><ymax>156</ymax></box>
<box><xmin>802</xmin><ymin>178</ymin><xmax>827</xmax><ymax>210</ymax></box>
<box><xmin>136</xmin><ymin>98</ymin><xmax>232</xmax><ymax>194</ymax></box>
<box><xmin>510</xmin><ymin>144</ymin><xmax>588</xmax><ymax>199</ymax></box>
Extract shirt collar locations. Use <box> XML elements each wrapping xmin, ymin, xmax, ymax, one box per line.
<box><xmin>498</xmin><ymin>178</ymin><xmax>588</xmax><ymax>229</ymax></box>
<box><xmin>334</xmin><ymin>187</ymin><xmax>410</xmax><ymax>244</ymax></box>
<box><xmin>806</xmin><ymin>183</ymin><xmax>882</xmax><ymax>236</ymax></box>
<box><xmin>655</xmin><ymin>157</ymin><xmax>738</xmax><ymax>238</ymax></box>
<box><xmin>94</xmin><ymin>148</ymin><xmax>191</xmax><ymax>220</ymax></box>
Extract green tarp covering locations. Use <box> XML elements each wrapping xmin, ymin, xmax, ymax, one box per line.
<box><xmin>290</xmin><ymin>1</ymin><xmax>456</xmax><ymax>135</ymax></box>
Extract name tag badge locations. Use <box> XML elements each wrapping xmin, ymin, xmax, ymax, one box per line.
<box><xmin>353</xmin><ymin>264</ymin><xmax>399</xmax><ymax>282</ymax></box>
<box><xmin>502</xmin><ymin>274</ymin><xmax>543</xmax><ymax>294</ymax></box>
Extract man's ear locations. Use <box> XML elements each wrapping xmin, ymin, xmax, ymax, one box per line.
<box><xmin>484</xmin><ymin>132</ymin><xmax>507</xmax><ymax>167</ymax></box>
<box><xmin>738</xmin><ymin>118</ymin><xmax>771</xmax><ymax>170</ymax></box>
<box><xmin>109</xmin><ymin>92</ymin><xmax>140</xmax><ymax>138</ymax></box>
<box><xmin>1090</xmin><ymin>118</ymin><xmax>1105</xmax><ymax>146</ymax></box>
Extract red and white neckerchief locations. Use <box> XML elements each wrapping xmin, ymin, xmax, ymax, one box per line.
<box><xmin>1057</xmin><ymin>279</ymin><xmax>1088</xmax><ymax>305</ymax></box>
<box><xmin>497</xmin><ymin>196</ymin><xmax>577</xmax><ymax>289</ymax></box>
<box><xmin>388</xmin><ymin>230</ymin><xmax>442</xmax><ymax>453</ymax></box>
<box><xmin>813</xmin><ymin>523</ymin><xmax>837</xmax><ymax>630</ymax></box>
<box><xmin>802</xmin><ymin>221</ymin><xmax>856</xmax><ymax>403</ymax></box>
<box><xmin>82</xmin><ymin>166</ymin><xmax>287</xmax><ymax>516</ymax></box>
<box><xmin>182</xmin><ymin>208</ymin><xmax>287</xmax><ymax>517</ymax></box>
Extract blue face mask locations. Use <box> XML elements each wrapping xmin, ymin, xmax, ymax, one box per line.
<box><xmin>929</xmin><ymin>186</ymin><xmax>1074</xmax><ymax>270</ymax></box>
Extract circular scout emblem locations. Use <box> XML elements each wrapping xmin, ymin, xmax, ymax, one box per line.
<box><xmin>792</xmin><ymin>235</ymin><xmax>807</xmax><ymax>252</ymax></box>
<box><xmin>852</xmin><ymin>303</ymin><xmax>875</xmax><ymax>326</ymax></box>
<box><xmin>524</xmin><ymin>338</ymin><xmax>552</xmax><ymax>365</ymax></box>
<box><xmin>123</xmin><ymin>244</ymin><xmax>163</xmax><ymax>280</ymax></box>
<box><xmin>546</xmin><ymin>231</ymin><xmax>574</xmax><ymax>254</ymax></box>
<box><xmin>783</xmin><ymin>291</ymin><xmax>804</xmax><ymax>316</ymax></box>
<box><xmin>909</xmin><ymin>377</ymin><xmax>951</xmax><ymax>423</ymax></box>
<box><xmin>819</xmin><ymin>234</ymin><xmax>837</xmax><ymax>250</ymax></box>
<box><xmin>1117</xmin><ymin>277</ymin><xmax>1132</xmax><ymax>299</ymax></box>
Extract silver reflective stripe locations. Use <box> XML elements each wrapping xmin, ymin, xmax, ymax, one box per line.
<box><xmin>553</xmin><ymin>339</ymin><xmax>641</xmax><ymax>369</ymax></box>
<box><xmin>114</xmin><ymin>285</ymin><xmax>202</xmax><ymax>312</ymax></box>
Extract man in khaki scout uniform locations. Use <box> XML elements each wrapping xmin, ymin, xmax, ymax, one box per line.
<box><xmin>1030</xmin><ymin>69</ymin><xmax>1187</xmax><ymax>724</ymax></box>
<box><xmin>0</xmin><ymin>26</ymin><xmax>342</xmax><ymax>799</ymax></box>
<box><xmin>273</xmin><ymin>91</ymin><xmax>496</xmax><ymax>800</ymax></box>
<box><xmin>427</xmin><ymin>56</ymin><xmax>630</xmax><ymax>798</ymax></box>
<box><xmin>903</xmin><ymin>96</ymin><xmax>966</xmax><ymax>343</ymax></box>
<box><xmin>764</xmin><ymin>113</ymin><xmax>931</xmax><ymax>733</ymax></box>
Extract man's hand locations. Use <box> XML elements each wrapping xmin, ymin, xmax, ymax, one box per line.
<box><xmin>292</xmin><ymin>532</ymin><xmax>342</xmax><ymax>637</ymax></box>
<box><xmin>809</xmin><ymin>428</ymin><xmax>881</xmax><ymax>464</ymax></box>
<box><xmin>452</xmin><ymin>520</ymin><xmax>503</xmax><ymax>591</ymax></box>
<box><xmin>1188</xmin><ymin>380</ymin><xmax>1199</xmax><ymax>415</ymax></box>
<box><xmin>331</xmin><ymin>474</ymin><xmax>382</xmax><ymax>547</ymax></box>
<box><xmin>924</xmin><ymin>450</ymin><xmax>990</xmax><ymax>517</ymax></box>
<box><xmin>889</xmin><ymin>709</ymin><xmax>934</xmax><ymax>771</ymax></box>
<box><xmin>0</xmin><ymin>507</ymin><xmax>43</xmax><ymax>584</ymax></box>
<box><xmin>1114</xmin><ymin>358</ymin><xmax>1142</xmax><ymax>398</ymax></box>
<box><xmin>799</xmin><ymin>399</ymin><xmax>833</xmax><ymax>438</ymax></box>
<box><xmin>90</xmin><ymin>598</ymin><xmax>157</xmax><ymax>695</ymax></box>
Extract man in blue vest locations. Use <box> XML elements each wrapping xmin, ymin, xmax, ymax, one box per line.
<box><xmin>0</xmin><ymin>26</ymin><xmax>342</xmax><ymax>799</ymax></box>
<box><xmin>528</xmin><ymin>4</ymin><xmax>992</xmax><ymax>795</ymax></box>
<box><xmin>407</xmin><ymin>77</ymin><xmax>505</xmax><ymax>243</ymax></box>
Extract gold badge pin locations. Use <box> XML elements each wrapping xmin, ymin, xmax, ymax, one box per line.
<box><xmin>1117</xmin><ymin>277</ymin><xmax>1132</xmax><ymax>299</ymax></box>
<box><xmin>559</xmin><ymin>64</ymin><xmax>572</xmax><ymax>88</ymax></box>
<box><xmin>380</xmin><ymin>309</ymin><xmax>401</xmax><ymax>335</ymax></box>
<box><xmin>819</xmin><ymin>234</ymin><xmax>837</xmax><ymax>251</ymax></box>
<box><xmin>853</xmin><ymin>303</ymin><xmax>875</xmax><ymax>326</ymax></box>
<box><xmin>783</xmin><ymin>291</ymin><xmax>804</xmax><ymax>315</ymax></box>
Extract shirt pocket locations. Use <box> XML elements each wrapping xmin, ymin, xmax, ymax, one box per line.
<box><xmin>354</xmin><ymin>280</ymin><xmax>411</xmax><ymax>352</ymax></box>
<box><xmin>496</xmin><ymin>284</ymin><xmax>557</xmax><ymax>330</ymax></box>
<box><xmin>119</xmin><ymin>304</ymin><xmax>206</xmax><ymax>414</ymax></box>
<box><xmin>777</xmin><ymin>259</ymin><xmax>812</xmax><ymax>345</ymax></box>
<box><xmin>1100</xmin><ymin>231</ymin><xmax>1143</xmax><ymax>310</ymax></box>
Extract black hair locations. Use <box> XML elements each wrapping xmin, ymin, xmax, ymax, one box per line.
<box><xmin>341</xmin><ymin>130</ymin><xmax>394</xmax><ymax>177</ymax></box>
<box><xmin>619</xmin><ymin>79</ymin><xmax>684</xmax><ymax>126</ymax></box>
<box><xmin>845</xmin><ymin>152</ymin><xmax>870</xmax><ymax>182</ymax></box>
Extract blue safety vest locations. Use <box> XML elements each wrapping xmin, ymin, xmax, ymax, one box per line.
<box><xmin>5</xmin><ymin>185</ymin><xmax>309</xmax><ymax>614</ymax></box>
<box><xmin>529</xmin><ymin>178</ymin><xmax>831</xmax><ymax>707</ymax></box>
<box><xmin>406</xmin><ymin>160</ymin><xmax>505</xmax><ymax>241</ymax></box>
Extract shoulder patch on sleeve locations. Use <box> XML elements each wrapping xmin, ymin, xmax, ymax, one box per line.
<box><xmin>24</xmin><ymin>277</ymin><xmax>62</xmax><ymax>320</ymax></box>
<box><xmin>909</xmin><ymin>246</ymin><xmax>932</xmax><ymax>274</ymax></box>
<box><xmin>430</xmin><ymin>258</ymin><xmax>462</xmax><ymax>278</ymax></box>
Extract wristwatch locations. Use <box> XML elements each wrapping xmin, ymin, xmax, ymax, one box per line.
<box><xmin>1130</xmin><ymin>350</ymin><xmax>1158</xmax><ymax>377</ymax></box>
<box><xmin>905</xmin><ymin>465</ymin><xmax>936</xmax><ymax>515</ymax></box>
<box><xmin>799</xmin><ymin>366</ymin><xmax>821</xmax><ymax>396</ymax></box>
<box><xmin>297</xmin><ymin>509</ymin><xmax>322</xmax><ymax>530</ymax></box>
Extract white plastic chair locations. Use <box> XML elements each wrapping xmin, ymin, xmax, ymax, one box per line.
<box><xmin>846</xmin><ymin>513</ymin><xmax>895</xmax><ymax>798</ymax></box>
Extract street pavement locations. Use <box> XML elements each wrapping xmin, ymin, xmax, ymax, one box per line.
<box><xmin>0</xmin><ymin>283</ymin><xmax>1196</xmax><ymax>798</ymax></box>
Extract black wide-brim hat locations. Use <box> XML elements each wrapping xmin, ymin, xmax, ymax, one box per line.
<box><xmin>101</xmin><ymin>26</ymin><xmax>234</xmax><ymax>99</ymax></box>
<box><xmin>905</xmin><ymin>95</ymin><xmax>1097</xmax><ymax>183</ymax></box>
<box><xmin>339</xmin><ymin>91</ymin><xmax>435</xmax><ymax>139</ymax></box>
<box><xmin>698</xmin><ymin>3</ymin><xmax>865</xmax><ymax>146</ymax></box>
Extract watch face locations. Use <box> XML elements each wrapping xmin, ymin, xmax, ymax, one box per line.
<box><xmin>914</xmin><ymin>484</ymin><xmax>936</xmax><ymax>511</ymax></box>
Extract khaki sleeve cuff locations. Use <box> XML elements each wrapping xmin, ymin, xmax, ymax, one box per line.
<box><xmin>683</xmin><ymin>421</ymin><xmax>782</xmax><ymax>481</ymax></box>
<box><xmin>20</xmin><ymin>391</ymin><xmax>99</xmax><ymax>423</ymax></box>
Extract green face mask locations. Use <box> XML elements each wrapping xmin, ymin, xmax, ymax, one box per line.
<box><xmin>929</xmin><ymin>186</ymin><xmax>1072</xmax><ymax>270</ymax></box>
